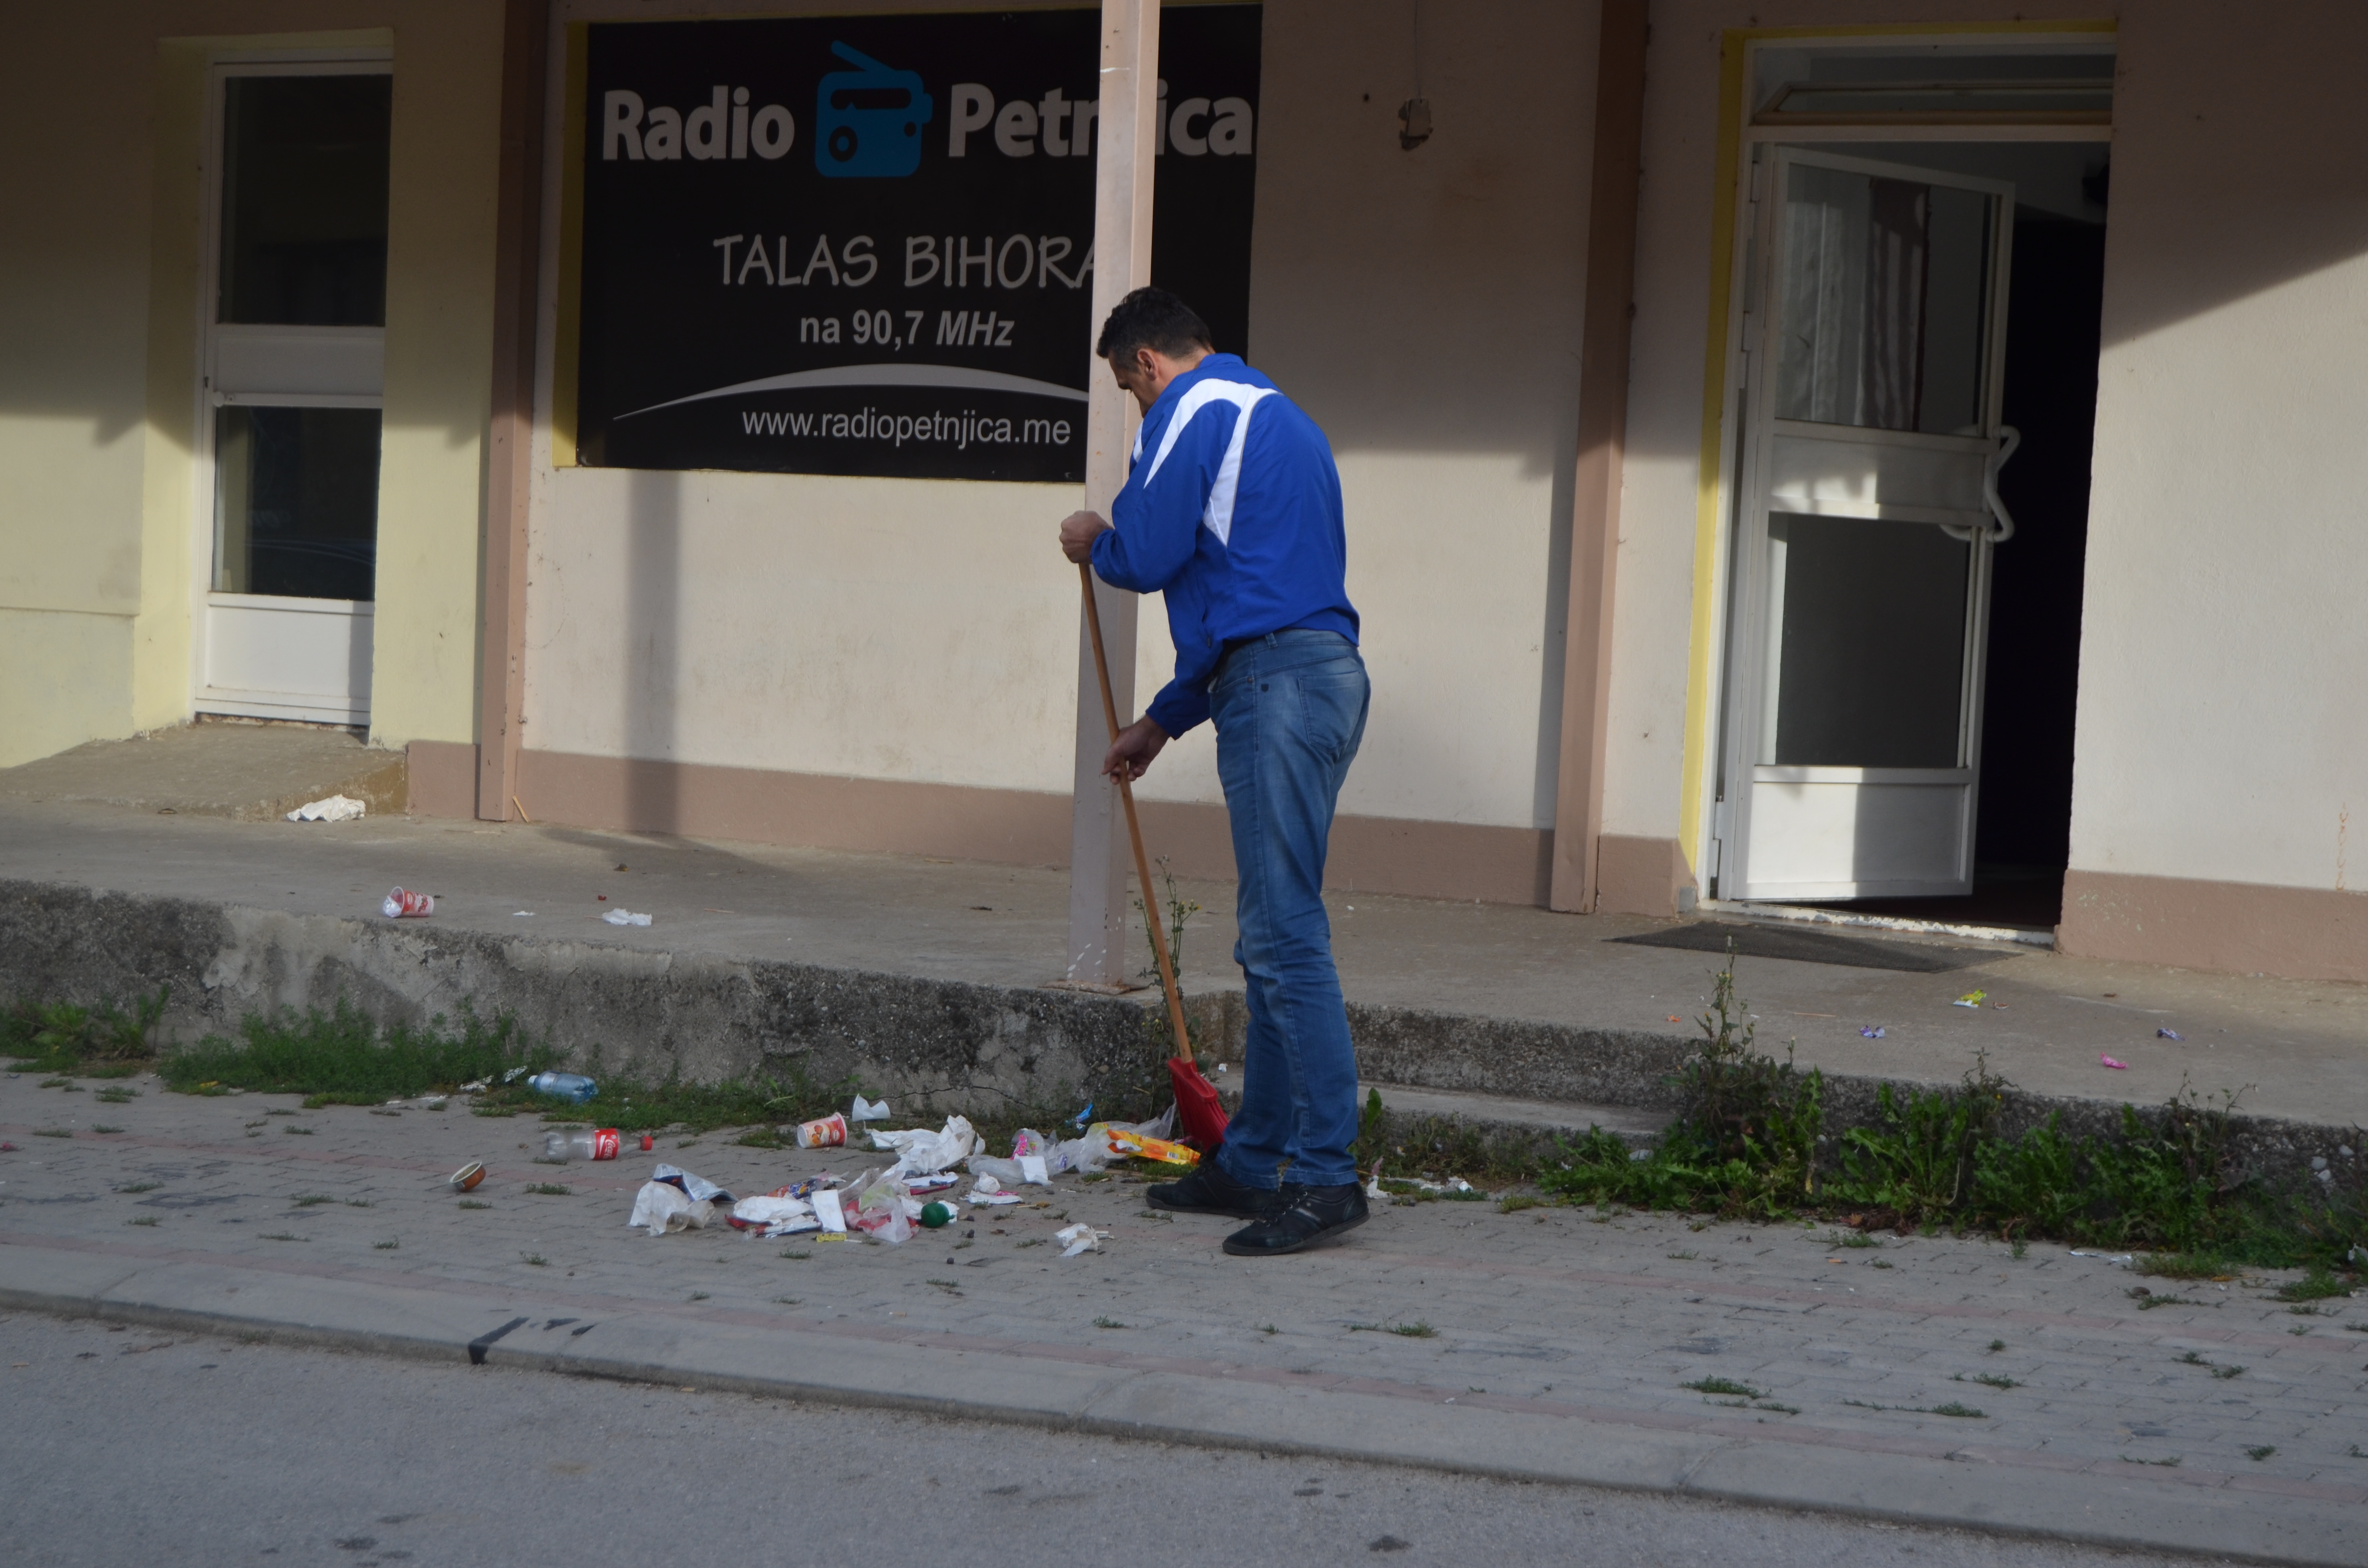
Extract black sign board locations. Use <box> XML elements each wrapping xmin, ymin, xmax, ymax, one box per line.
<box><xmin>572</xmin><ymin>5</ymin><xmax>1260</xmax><ymax>482</ymax></box>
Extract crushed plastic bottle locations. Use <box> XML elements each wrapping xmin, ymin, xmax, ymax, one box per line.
<box><xmin>543</xmin><ymin>1127</ymin><xmax>621</xmax><ymax>1162</ymax></box>
<box><xmin>526</xmin><ymin>1071</ymin><xmax>597</xmax><ymax>1103</ymax></box>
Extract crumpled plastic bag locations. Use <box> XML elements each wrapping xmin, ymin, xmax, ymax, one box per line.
<box><xmin>851</xmin><ymin>1094</ymin><xmax>892</xmax><ymax>1123</ymax></box>
<box><xmin>729</xmin><ymin>1194</ymin><xmax>817</xmax><ymax>1236</ymax></box>
<box><xmin>602</xmin><ymin>908</ymin><xmax>653</xmax><ymax>927</ymax></box>
<box><xmin>849</xmin><ymin>1168</ymin><xmax>913</xmax><ymax>1244</ymax></box>
<box><xmin>869</xmin><ymin>1115</ymin><xmax>978</xmax><ymax>1177</ymax></box>
<box><xmin>286</xmin><ymin>794</ymin><xmax>366</xmax><ymax>823</ymax></box>
<box><xmin>629</xmin><ymin>1181</ymin><xmax>715</xmax><ymax>1236</ymax></box>
<box><xmin>652</xmin><ymin>1164</ymin><xmax>734</xmax><ymax>1204</ymax></box>
<box><xmin>1022</xmin><ymin>1103</ymin><xmax>1181</xmax><ymax>1176</ymax></box>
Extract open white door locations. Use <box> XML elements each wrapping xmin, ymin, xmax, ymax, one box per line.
<box><xmin>1717</xmin><ymin>147</ymin><xmax>2019</xmax><ymax>902</ymax></box>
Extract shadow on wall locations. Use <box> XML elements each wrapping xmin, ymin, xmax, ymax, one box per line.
<box><xmin>626</xmin><ymin>467</ymin><xmax>679</xmax><ymax>831</ymax></box>
<box><xmin>2097</xmin><ymin>4</ymin><xmax>2368</xmax><ymax>350</ymax></box>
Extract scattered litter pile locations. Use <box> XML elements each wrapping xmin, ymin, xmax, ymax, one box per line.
<box><xmin>606</xmin><ymin>1098</ymin><xmax>1198</xmax><ymax>1256</ymax></box>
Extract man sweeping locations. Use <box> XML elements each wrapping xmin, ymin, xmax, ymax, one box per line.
<box><xmin>1058</xmin><ymin>287</ymin><xmax>1369</xmax><ymax>1258</ymax></box>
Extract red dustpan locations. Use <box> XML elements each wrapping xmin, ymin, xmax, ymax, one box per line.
<box><xmin>1079</xmin><ymin>564</ymin><xmax>1230</xmax><ymax>1151</ymax></box>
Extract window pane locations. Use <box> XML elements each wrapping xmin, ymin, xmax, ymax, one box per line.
<box><xmin>1774</xmin><ymin>164</ymin><xmax>1993</xmax><ymax>434</ymax></box>
<box><xmin>1761</xmin><ymin>512</ymin><xmax>1968</xmax><ymax>768</ymax></box>
<box><xmin>219</xmin><ymin>75</ymin><xmax>392</xmax><ymax>326</ymax></box>
<box><xmin>215</xmin><ymin>406</ymin><xmax>382</xmax><ymax>601</ymax></box>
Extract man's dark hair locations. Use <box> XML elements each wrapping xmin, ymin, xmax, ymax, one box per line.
<box><xmin>1096</xmin><ymin>286</ymin><xmax>1212</xmax><ymax>364</ymax></box>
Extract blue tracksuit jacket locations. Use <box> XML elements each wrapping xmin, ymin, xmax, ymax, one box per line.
<box><xmin>1089</xmin><ymin>355</ymin><xmax>1358</xmax><ymax>736</ymax></box>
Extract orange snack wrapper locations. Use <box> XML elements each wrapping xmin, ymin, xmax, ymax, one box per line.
<box><xmin>1107</xmin><ymin>1127</ymin><xmax>1200</xmax><ymax>1166</ymax></box>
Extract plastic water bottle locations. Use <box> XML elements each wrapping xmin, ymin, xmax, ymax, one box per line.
<box><xmin>526</xmin><ymin>1071</ymin><xmax>597</xmax><ymax>1103</ymax></box>
<box><xmin>543</xmin><ymin>1127</ymin><xmax>621</xmax><ymax>1162</ymax></box>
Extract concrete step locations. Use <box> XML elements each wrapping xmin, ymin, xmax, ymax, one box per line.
<box><xmin>1356</xmin><ymin>1081</ymin><xmax>1672</xmax><ymax>1146</ymax></box>
<box><xmin>0</xmin><ymin>809</ymin><xmax>2356</xmax><ymax>1192</ymax></box>
<box><xmin>0</xmin><ymin>720</ymin><xmax>405</xmax><ymax>822</ymax></box>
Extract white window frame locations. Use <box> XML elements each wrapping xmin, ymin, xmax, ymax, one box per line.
<box><xmin>190</xmin><ymin>52</ymin><xmax>394</xmax><ymax>727</ymax></box>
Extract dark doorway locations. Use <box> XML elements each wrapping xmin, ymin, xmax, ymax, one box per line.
<box><xmin>1803</xmin><ymin>152</ymin><xmax>2107</xmax><ymax>931</ymax></box>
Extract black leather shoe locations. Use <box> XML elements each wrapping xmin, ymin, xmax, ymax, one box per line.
<box><xmin>1221</xmin><ymin>1182</ymin><xmax>1369</xmax><ymax>1256</ymax></box>
<box><xmin>1146</xmin><ymin>1159</ymin><xmax>1280</xmax><ymax>1219</ymax></box>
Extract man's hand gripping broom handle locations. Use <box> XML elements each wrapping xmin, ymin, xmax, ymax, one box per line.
<box><xmin>1079</xmin><ymin>563</ymin><xmax>1196</xmax><ymax>1065</ymax></box>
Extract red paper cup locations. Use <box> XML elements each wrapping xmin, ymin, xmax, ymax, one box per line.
<box><xmin>795</xmin><ymin>1113</ymin><xmax>847</xmax><ymax>1149</ymax></box>
<box><xmin>384</xmin><ymin>887</ymin><xmax>434</xmax><ymax>918</ymax></box>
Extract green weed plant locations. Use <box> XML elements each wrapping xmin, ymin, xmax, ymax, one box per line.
<box><xmin>1539</xmin><ymin>945</ymin><xmax>2364</xmax><ymax>1274</ymax></box>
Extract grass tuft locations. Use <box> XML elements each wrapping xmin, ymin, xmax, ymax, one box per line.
<box><xmin>159</xmin><ymin>1000</ymin><xmax>543</xmax><ymax>1104</ymax></box>
<box><xmin>2275</xmin><ymin>1267</ymin><xmax>2352</xmax><ymax>1302</ymax></box>
<box><xmin>1683</xmin><ymin>1376</ymin><xmax>1765</xmax><ymax>1399</ymax></box>
<box><xmin>2</xmin><ymin>990</ymin><xmax>170</xmax><ymax>1073</ymax></box>
<box><xmin>1527</xmin><ymin>947</ymin><xmax>2368</xmax><ymax>1274</ymax></box>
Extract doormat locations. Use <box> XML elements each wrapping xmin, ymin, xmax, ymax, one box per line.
<box><xmin>1608</xmin><ymin>921</ymin><xmax>1996</xmax><ymax>973</ymax></box>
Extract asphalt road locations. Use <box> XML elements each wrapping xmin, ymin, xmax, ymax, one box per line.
<box><xmin>0</xmin><ymin>1312</ymin><xmax>2217</xmax><ymax>1568</ymax></box>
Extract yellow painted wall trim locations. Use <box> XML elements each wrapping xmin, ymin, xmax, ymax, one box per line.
<box><xmin>551</xmin><ymin>22</ymin><xmax>588</xmax><ymax>468</ymax></box>
<box><xmin>1674</xmin><ymin>16</ymin><xmax>2118</xmax><ymax>887</ymax></box>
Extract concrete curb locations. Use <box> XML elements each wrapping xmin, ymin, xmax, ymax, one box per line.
<box><xmin>2</xmin><ymin>877</ymin><xmax>2359</xmax><ymax>1186</ymax></box>
<box><xmin>0</xmin><ymin>1242</ymin><xmax>2356</xmax><ymax>1566</ymax></box>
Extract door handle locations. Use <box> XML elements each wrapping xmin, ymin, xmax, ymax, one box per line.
<box><xmin>1939</xmin><ymin>425</ymin><xmax>2020</xmax><ymax>544</ymax></box>
<box><xmin>1979</xmin><ymin>425</ymin><xmax>2021</xmax><ymax>543</ymax></box>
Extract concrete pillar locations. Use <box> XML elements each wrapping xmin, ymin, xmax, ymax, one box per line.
<box><xmin>1549</xmin><ymin>0</ymin><xmax>1648</xmax><ymax>912</ymax></box>
<box><xmin>476</xmin><ymin>0</ymin><xmax>550</xmax><ymax>821</ymax></box>
<box><xmin>1065</xmin><ymin>0</ymin><xmax>1159</xmax><ymax>984</ymax></box>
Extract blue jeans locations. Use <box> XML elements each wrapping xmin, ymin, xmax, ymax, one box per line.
<box><xmin>1208</xmin><ymin>629</ymin><xmax>1370</xmax><ymax>1191</ymax></box>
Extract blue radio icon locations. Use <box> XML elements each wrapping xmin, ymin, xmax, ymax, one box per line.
<box><xmin>815</xmin><ymin>42</ymin><xmax>932</xmax><ymax>179</ymax></box>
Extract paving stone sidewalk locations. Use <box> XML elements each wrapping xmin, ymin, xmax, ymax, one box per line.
<box><xmin>4</xmin><ymin>1070</ymin><xmax>2365</xmax><ymax>1563</ymax></box>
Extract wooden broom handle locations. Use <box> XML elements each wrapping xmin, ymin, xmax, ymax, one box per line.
<box><xmin>1079</xmin><ymin>562</ymin><xmax>1195</xmax><ymax>1064</ymax></box>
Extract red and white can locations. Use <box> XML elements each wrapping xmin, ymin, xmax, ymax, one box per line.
<box><xmin>382</xmin><ymin>887</ymin><xmax>434</xmax><ymax>918</ymax></box>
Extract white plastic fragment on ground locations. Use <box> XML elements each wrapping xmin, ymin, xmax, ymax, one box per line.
<box><xmin>850</xmin><ymin>1094</ymin><xmax>892</xmax><ymax>1122</ymax></box>
<box><xmin>812</xmin><ymin>1188</ymin><xmax>848</xmax><ymax>1233</ymax></box>
<box><xmin>2068</xmin><ymin>1249</ymin><xmax>2134</xmax><ymax>1267</ymax></box>
<box><xmin>905</xmin><ymin>1172</ymin><xmax>958</xmax><ymax>1194</ymax></box>
<box><xmin>730</xmin><ymin>1194</ymin><xmax>818</xmax><ymax>1236</ymax></box>
<box><xmin>629</xmin><ymin>1181</ymin><xmax>715</xmax><ymax>1236</ymax></box>
<box><xmin>286</xmin><ymin>794</ymin><xmax>366</xmax><ymax>822</ymax></box>
<box><xmin>1054</xmin><ymin>1223</ymin><xmax>1109</xmax><ymax>1257</ymax></box>
<box><xmin>602</xmin><ymin>908</ymin><xmax>653</xmax><ymax>926</ymax></box>
<box><xmin>1364</xmin><ymin>1160</ymin><xmax>1387</xmax><ymax>1200</ymax></box>
<box><xmin>869</xmin><ymin>1115</ymin><xmax>978</xmax><ymax>1176</ymax></box>
<box><xmin>967</xmin><ymin>1173</ymin><xmax>1022</xmax><ymax>1206</ymax></box>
